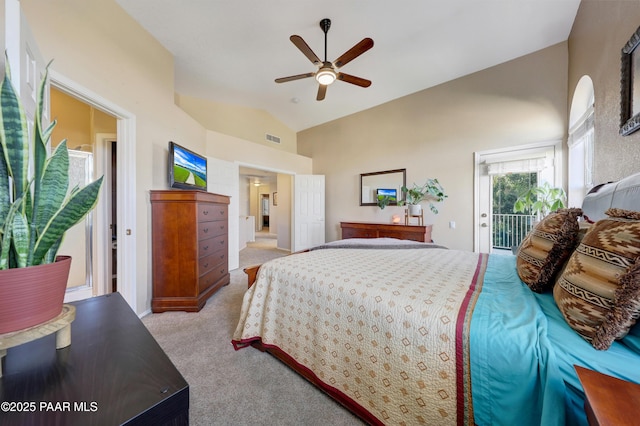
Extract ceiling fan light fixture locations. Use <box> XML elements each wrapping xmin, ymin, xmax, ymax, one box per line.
<box><xmin>276</xmin><ymin>19</ymin><xmax>373</xmax><ymax>99</ymax></box>
<box><xmin>316</xmin><ymin>67</ymin><xmax>336</xmax><ymax>85</ymax></box>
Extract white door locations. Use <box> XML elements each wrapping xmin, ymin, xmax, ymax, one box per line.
<box><xmin>474</xmin><ymin>142</ymin><xmax>562</xmax><ymax>253</ymax></box>
<box><xmin>476</xmin><ymin>160</ymin><xmax>493</xmax><ymax>253</ymax></box>
<box><xmin>293</xmin><ymin>174</ymin><xmax>325</xmax><ymax>252</ymax></box>
<box><xmin>4</xmin><ymin>0</ymin><xmax>47</xmax><ymax>127</ymax></box>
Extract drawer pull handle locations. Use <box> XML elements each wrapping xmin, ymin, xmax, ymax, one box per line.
<box><xmin>204</xmin><ymin>263</ymin><xmax>209</xmax><ymax>268</ymax></box>
<box><xmin>219</xmin><ymin>240</ymin><xmax>225</xmax><ymax>245</ymax></box>
<box><xmin>203</xmin><ymin>245</ymin><xmax>209</xmax><ymax>250</ymax></box>
<box><xmin>220</xmin><ymin>210</ymin><xmax>224</xmax><ymax>215</ymax></box>
<box><xmin>203</xmin><ymin>228</ymin><xmax>209</xmax><ymax>233</ymax></box>
<box><xmin>203</xmin><ymin>210</ymin><xmax>209</xmax><ymax>215</ymax></box>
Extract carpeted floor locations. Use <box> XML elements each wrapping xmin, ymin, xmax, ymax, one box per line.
<box><xmin>142</xmin><ymin>234</ymin><xmax>364</xmax><ymax>425</ymax></box>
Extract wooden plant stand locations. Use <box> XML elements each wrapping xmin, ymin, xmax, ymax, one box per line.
<box><xmin>405</xmin><ymin>208</ymin><xmax>424</xmax><ymax>226</ymax></box>
<box><xmin>0</xmin><ymin>304</ymin><xmax>75</xmax><ymax>377</ymax></box>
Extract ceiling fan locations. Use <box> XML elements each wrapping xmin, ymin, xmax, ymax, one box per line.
<box><xmin>275</xmin><ymin>18</ymin><xmax>374</xmax><ymax>101</ymax></box>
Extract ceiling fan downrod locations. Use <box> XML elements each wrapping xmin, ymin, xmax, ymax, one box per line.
<box><xmin>320</xmin><ymin>18</ymin><xmax>331</xmax><ymax>62</ymax></box>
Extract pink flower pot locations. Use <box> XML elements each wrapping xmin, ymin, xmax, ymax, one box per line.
<box><xmin>0</xmin><ymin>256</ymin><xmax>71</xmax><ymax>334</ymax></box>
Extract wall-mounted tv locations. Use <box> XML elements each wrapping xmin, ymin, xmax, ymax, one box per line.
<box><xmin>376</xmin><ymin>188</ymin><xmax>397</xmax><ymax>203</ymax></box>
<box><xmin>168</xmin><ymin>141</ymin><xmax>207</xmax><ymax>191</ymax></box>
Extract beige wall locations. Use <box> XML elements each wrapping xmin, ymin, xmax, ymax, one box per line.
<box><xmin>206</xmin><ymin>130</ymin><xmax>311</xmax><ymax>174</ymax></box>
<box><xmin>19</xmin><ymin>0</ymin><xmax>640</xmax><ymax>311</ymax></box>
<box><xmin>20</xmin><ymin>0</ymin><xmax>307</xmax><ymax>314</ymax></box>
<box><xmin>51</xmin><ymin>87</ymin><xmax>117</xmax><ymax>150</ymax></box>
<box><xmin>21</xmin><ymin>0</ymin><xmax>207</xmax><ymax>313</ymax></box>
<box><xmin>568</xmin><ymin>0</ymin><xmax>640</xmax><ymax>183</ymax></box>
<box><xmin>177</xmin><ymin>94</ymin><xmax>297</xmax><ymax>154</ymax></box>
<box><xmin>298</xmin><ymin>43</ymin><xmax>568</xmax><ymax>250</ymax></box>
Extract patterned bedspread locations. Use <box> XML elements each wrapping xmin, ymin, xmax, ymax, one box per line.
<box><xmin>232</xmin><ymin>247</ymin><xmax>488</xmax><ymax>425</ymax></box>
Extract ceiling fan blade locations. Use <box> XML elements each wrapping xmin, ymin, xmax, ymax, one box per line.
<box><xmin>333</xmin><ymin>38</ymin><xmax>374</xmax><ymax>68</ymax></box>
<box><xmin>290</xmin><ymin>35</ymin><xmax>322</xmax><ymax>66</ymax></box>
<box><xmin>316</xmin><ymin>84</ymin><xmax>327</xmax><ymax>101</ymax></box>
<box><xmin>275</xmin><ymin>72</ymin><xmax>315</xmax><ymax>83</ymax></box>
<box><xmin>337</xmin><ymin>73</ymin><xmax>371</xmax><ymax>88</ymax></box>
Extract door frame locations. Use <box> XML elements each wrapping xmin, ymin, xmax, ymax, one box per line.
<box><xmin>51</xmin><ymin>71</ymin><xmax>138</xmax><ymax>313</ymax></box>
<box><xmin>236</xmin><ymin>161</ymin><xmax>294</xmax><ymax>251</ymax></box>
<box><xmin>473</xmin><ymin>140</ymin><xmax>563</xmax><ymax>253</ymax></box>
<box><xmin>95</xmin><ymin>133</ymin><xmax>117</xmax><ymax>297</ymax></box>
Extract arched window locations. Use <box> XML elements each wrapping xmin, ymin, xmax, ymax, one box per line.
<box><xmin>568</xmin><ymin>76</ymin><xmax>595</xmax><ymax>207</ymax></box>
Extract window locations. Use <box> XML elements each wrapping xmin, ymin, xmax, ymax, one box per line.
<box><xmin>568</xmin><ymin>76</ymin><xmax>595</xmax><ymax>207</ymax></box>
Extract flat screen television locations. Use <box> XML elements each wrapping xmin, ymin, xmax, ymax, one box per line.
<box><xmin>376</xmin><ymin>188</ymin><xmax>397</xmax><ymax>203</ymax></box>
<box><xmin>168</xmin><ymin>141</ymin><xmax>208</xmax><ymax>190</ymax></box>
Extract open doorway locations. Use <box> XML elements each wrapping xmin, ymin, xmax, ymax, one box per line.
<box><xmin>260</xmin><ymin>193</ymin><xmax>270</xmax><ymax>230</ymax></box>
<box><xmin>474</xmin><ymin>141</ymin><xmax>562</xmax><ymax>253</ymax></box>
<box><xmin>491</xmin><ymin>172</ymin><xmax>538</xmax><ymax>252</ymax></box>
<box><xmin>50</xmin><ymin>87</ymin><xmax>117</xmax><ymax>300</ymax></box>
<box><xmin>50</xmin><ymin>71</ymin><xmax>137</xmax><ymax>312</ymax></box>
<box><xmin>240</xmin><ymin>167</ymin><xmax>279</xmax><ymax>249</ymax></box>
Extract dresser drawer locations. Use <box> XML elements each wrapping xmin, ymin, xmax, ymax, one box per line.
<box><xmin>198</xmin><ymin>247</ymin><xmax>227</xmax><ymax>276</ymax></box>
<box><xmin>378</xmin><ymin>230</ymin><xmax>423</xmax><ymax>241</ymax></box>
<box><xmin>341</xmin><ymin>228</ymin><xmax>377</xmax><ymax>239</ymax></box>
<box><xmin>199</xmin><ymin>262</ymin><xmax>228</xmax><ymax>293</ymax></box>
<box><xmin>198</xmin><ymin>234</ymin><xmax>227</xmax><ymax>258</ymax></box>
<box><xmin>198</xmin><ymin>220</ymin><xmax>228</xmax><ymax>240</ymax></box>
<box><xmin>197</xmin><ymin>203</ymin><xmax>227</xmax><ymax>222</ymax></box>
<box><xmin>340</xmin><ymin>222</ymin><xmax>432</xmax><ymax>243</ymax></box>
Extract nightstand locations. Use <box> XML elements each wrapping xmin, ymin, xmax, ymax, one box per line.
<box><xmin>575</xmin><ymin>365</ymin><xmax>640</xmax><ymax>425</ymax></box>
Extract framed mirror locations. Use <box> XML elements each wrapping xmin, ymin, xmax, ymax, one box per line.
<box><xmin>360</xmin><ymin>168</ymin><xmax>406</xmax><ymax>206</ymax></box>
<box><xmin>620</xmin><ymin>25</ymin><xmax>640</xmax><ymax>135</ymax></box>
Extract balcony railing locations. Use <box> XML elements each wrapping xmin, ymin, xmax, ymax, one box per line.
<box><xmin>492</xmin><ymin>213</ymin><xmax>536</xmax><ymax>250</ymax></box>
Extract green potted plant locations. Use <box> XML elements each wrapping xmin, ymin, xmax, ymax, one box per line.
<box><xmin>376</xmin><ymin>194</ymin><xmax>393</xmax><ymax>210</ymax></box>
<box><xmin>0</xmin><ymin>60</ymin><xmax>103</xmax><ymax>334</ymax></box>
<box><xmin>398</xmin><ymin>178</ymin><xmax>447</xmax><ymax>215</ymax></box>
<box><xmin>513</xmin><ymin>182</ymin><xmax>566</xmax><ymax>219</ymax></box>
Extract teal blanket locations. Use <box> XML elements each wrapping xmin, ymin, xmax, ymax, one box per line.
<box><xmin>471</xmin><ymin>254</ymin><xmax>640</xmax><ymax>426</ymax></box>
<box><xmin>470</xmin><ymin>254</ymin><xmax>566</xmax><ymax>426</ymax></box>
<box><xmin>533</xmin><ymin>284</ymin><xmax>640</xmax><ymax>426</ymax></box>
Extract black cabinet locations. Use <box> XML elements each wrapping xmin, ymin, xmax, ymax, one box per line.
<box><xmin>0</xmin><ymin>293</ymin><xmax>189</xmax><ymax>425</ymax></box>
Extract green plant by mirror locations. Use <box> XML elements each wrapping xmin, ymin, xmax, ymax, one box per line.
<box><xmin>513</xmin><ymin>182</ymin><xmax>566</xmax><ymax>218</ymax></box>
<box><xmin>377</xmin><ymin>195</ymin><xmax>393</xmax><ymax>210</ymax></box>
<box><xmin>398</xmin><ymin>178</ymin><xmax>447</xmax><ymax>213</ymax></box>
<box><xmin>0</xmin><ymin>60</ymin><xmax>104</xmax><ymax>270</ymax></box>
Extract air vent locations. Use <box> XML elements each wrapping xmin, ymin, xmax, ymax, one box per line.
<box><xmin>266</xmin><ymin>133</ymin><xmax>281</xmax><ymax>144</ymax></box>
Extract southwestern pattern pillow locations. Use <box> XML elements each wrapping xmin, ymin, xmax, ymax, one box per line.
<box><xmin>516</xmin><ymin>208</ymin><xmax>582</xmax><ymax>293</ymax></box>
<box><xmin>553</xmin><ymin>208</ymin><xmax>640</xmax><ymax>350</ymax></box>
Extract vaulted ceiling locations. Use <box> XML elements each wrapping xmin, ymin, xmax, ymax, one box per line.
<box><xmin>116</xmin><ymin>1</ymin><xmax>581</xmax><ymax>132</ymax></box>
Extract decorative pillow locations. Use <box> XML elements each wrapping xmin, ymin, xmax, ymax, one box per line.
<box><xmin>516</xmin><ymin>208</ymin><xmax>582</xmax><ymax>293</ymax></box>
<box><xmin>553</xmin><ymin>208</ymin><xmax>640</xmax><ymax>350</ymax></box>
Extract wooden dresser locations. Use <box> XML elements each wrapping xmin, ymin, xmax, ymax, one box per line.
<box><xmin>340</xmin><ymin>221</ymin><xmax>433</xmax><ymax>242</ymax></box>
<box><xmin>150</xmin><ymin>190</ymin><xmax>230</xmax><ymax>313</ymax></box>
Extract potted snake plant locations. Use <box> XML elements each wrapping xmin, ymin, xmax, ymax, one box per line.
<box><xmin>0</xmin><ymin>59</ymin><xmax>103</xmax><ymax>334</ymax></box>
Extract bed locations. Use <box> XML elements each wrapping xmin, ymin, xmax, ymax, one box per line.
<box><xmin>232</xmin><ymin>173</ymin><xmax>640</xmax><ymax>426</ymax></box>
